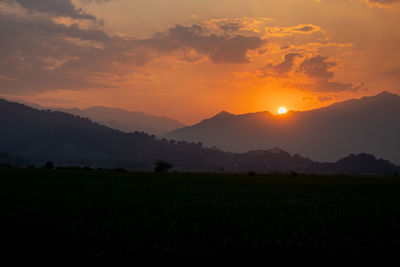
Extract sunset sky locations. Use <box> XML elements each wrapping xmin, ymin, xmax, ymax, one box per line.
<box><xmin>1</xmin><ymin>0</ymin><xmax>399</xmax><ymax>123</ymax></box>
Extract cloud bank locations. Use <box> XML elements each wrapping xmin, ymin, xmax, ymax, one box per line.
<box><xmin>0</xmin><ymin>2</ymin><xmax>267</xmax><ymax>94</ymax></box>
<box><xmin>0</xmin><ymin>0</ymin><xmax>361</xmax><ymax>99</ymax></box>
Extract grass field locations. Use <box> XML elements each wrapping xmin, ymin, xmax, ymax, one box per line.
<box><xmin>1</xmin><ymin>169</ymin><xmax>400</xmax><ymax>264</ymax></box>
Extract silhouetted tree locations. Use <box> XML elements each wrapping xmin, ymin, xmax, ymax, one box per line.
<box><xmin>154</xmin><ymin>160</ymin><xmax>172</xmax><ymax>172</ymax></box>
<box><xmin>44</xmin><ymin>161</ymin><xmax>54</xmax><ymax>169</ymax></box>
<box><xmin>248</xmin><ymin>171</ymin><xmax>256</xmax><ymax>176</ymax></box>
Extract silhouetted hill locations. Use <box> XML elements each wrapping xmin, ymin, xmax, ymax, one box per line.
<box><xmin>0</xmin><ymin>98</ymin><xmax>229</xmax><ymax>169</ymax></box>
<box><xmin>0</xmin><ymin>98</ymin><xmax>398</xmax><ymax>174</ymax></box>
<box><xmin>165</xmin><ymin>91</ymin><xmax>400</xmax><ymax>164</ymax></box>
<box><xmin>334</xmin><ymin>153</ymin><xmax>398</xmax><ymax>174</ymax></box>
<box><xmin>57</xmin><ymin>106</ymin><xmax>186</xmax><ymax>137</ymax></box>
<box><xmin>12</xmin><ymin>100</ymin><xmax>185</xmax><ymax>136</ymax></box>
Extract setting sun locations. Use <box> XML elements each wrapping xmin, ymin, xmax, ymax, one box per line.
<box><xmin>278</xmin><ymin>107</ymin><xmax>288</xmax><ymax>114</ymax></box>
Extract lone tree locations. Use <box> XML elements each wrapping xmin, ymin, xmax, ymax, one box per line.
<box><xmin>154</xmin><ymin>160</ymin><xmax>173</xmax><ymax>173</ymax></box>
<box><xmin>44</xmin><ymin>161</ymin><xmax>54</xmax><ymax>169</ymax></box>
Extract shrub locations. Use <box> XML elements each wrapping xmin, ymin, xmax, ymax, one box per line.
<box><xmin>44</xmin><ymin>161</ymin><xmax>54</xmax><ymax>169</ymax></box>
<box><xmin>154</xmin><ymin>160</ymin><xmax>173</xmax><ymax>173</ymax></box>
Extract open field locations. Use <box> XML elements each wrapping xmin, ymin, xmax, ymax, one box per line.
<box><xmin>1</xmin><ymin>169</ymin><xmax>400</xmax><ymax>264</ymax></box>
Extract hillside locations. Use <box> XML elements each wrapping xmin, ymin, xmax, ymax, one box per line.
<box><xmin>165</xmin><ymin>91</ymin><xmax>400</xmax><ymax>164</ymax></box>
<box><xmin>12</xmin><ymin>100</ymin><xmax>185</xmax><ymax>136</ymax></box>
<box><xmin>56</xmin><ymin>106</ymin><xmax>186</xmax><ymax>137</ymax></box>
<box><xmin>0</xmin><ymin>98</ymin><xmax>398</xmax><ymax>174</ymax></box>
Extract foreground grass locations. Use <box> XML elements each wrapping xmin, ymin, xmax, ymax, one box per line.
<box><xmin>1</xmin><ymin>169</ymin><xmax>400</xmax><ymax>264</ymax></box>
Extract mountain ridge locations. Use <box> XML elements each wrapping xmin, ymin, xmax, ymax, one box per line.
<box><xmin>1</xmin><ymin>98</ymin><xmax>398</xmax><ymax>174</ymax></box>
<box><xmin>7</xmin><ymin>100</ymin><xmax>185</xmax><ymax>136</ymax></box>
<box><xmin>165</xmin><ymin>91</ymin><xmax>400</xmax><ymax>164</ymax></box>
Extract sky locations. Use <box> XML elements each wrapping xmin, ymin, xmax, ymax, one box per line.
<box><xmin>0</xmin><ymin>0</ymin><xmax>399</xmax><ymax>124</ymax></box>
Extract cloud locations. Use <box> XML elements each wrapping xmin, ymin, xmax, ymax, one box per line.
<box><xmin>271</xmin><ymin>53</ymin><xmax>302</xmax><ymax>74</ymax></box>
<box><xmin>209</xmin><ymin>35</ymin><xmax>266</xmax><ymax>63</ymax></box>
<box><xmin>219</xmin><ymin>23</ymin><xmax>241</xmax><ymax>32</ymax></box>
<box><xmin>366</xmin><ymin>0</ymin><xmax>400</xmax><ymax>7</ymax></box>
<box><xmin>314</xmin><ymin>80</ymin><xmax>355</xmax><ymax>92</ymax></box>
<box><xmin>0</xmin><ymin>0</ymin><xmax>98</xmax><ymax>20</ymax></box>
<box><xmin>297</xmin><ymin>55</ymin><xmax>362</xmax><ymax>92</ymax></box>
<box><xmin>295</xmin><ymin>80</ymin><xmax>361</xmax><ymax>92</ymax></box>
<box><xmin>299</xmin><ymin>55</ymin><xmax>336</xmax><ymax>79</ymax></box>
<box><xmin>0</xmin><ymin>5</ymin><xmax>356</xmax><ymax>97</ymax></box>
<box><xmin>256</xmin><ymin>54</ymin><xmax>363</xmax><ymax>93</ymax></box>
<box><xmin>0</xmin><ymin>10</ymin><xmax>133</xmax><ymax>94</ymax></box>
<box><xmin>258</xmin><ymin>53</ymin><xmax>302</xmax><ymax>78</ymax></box>
<box><xmin>257</xmin><ymin>53</ymin><xmax>360</xmax><ymax>92</ymax></box>
<box><xmin>0</xmin><ymin>7</ymin><xmax>267</xmax><ymax>95</ymax></box>
<box><xmin>141</xmin><ymin>24</ymin><xmax>266</xmax><ymax>64</ymax></box>
<box><xmin>264</xmin><ymin>24</ymin><xmax>322</xmax><ymax>37</ymax></box>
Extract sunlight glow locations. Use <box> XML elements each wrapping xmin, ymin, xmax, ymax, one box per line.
<box><xmin>278</xmin><ymin>107</ymin><xmax>287</xmax><ymax>114</ymax></box>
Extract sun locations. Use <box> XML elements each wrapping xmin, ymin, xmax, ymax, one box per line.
<box><xmin>278</xmin><ymin>107</ymin><xmax>287</xmax><ymax>114</ymax></box>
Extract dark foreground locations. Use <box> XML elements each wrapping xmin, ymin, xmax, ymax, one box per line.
<box><xmin>1</xmin><ymin>169</ymin><xmax>400</xmax><ymax>264</ymax></box>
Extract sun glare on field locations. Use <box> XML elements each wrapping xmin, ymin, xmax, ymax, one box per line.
<box><xmin>278</xmin><ymin>107</ymin><xmax>287</xmax><ymax>114</ymax></box>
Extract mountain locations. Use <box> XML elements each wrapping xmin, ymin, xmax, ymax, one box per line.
<box><xmin>0</xmin><ymin>98</ymin><xmax>223</xmax><ymax>169</ymax></box>
<box><xmin>0</xmin><ymin>98</ymin><xmax>398</xmax><ymax>174</ymax></box>
<box><xmin>165</xmin><ymin>91</ymin><xmax>400</xmax><ymax>164</ymax></box>
<box><xmin>12</xmin><ymin>100</ymin><xmax>185</xmax><ymax>136</ymax></box>
<box><xmin>56</xmin><ymin>106</ymin><xmax>186</xmax><ymax>137</ymax></box>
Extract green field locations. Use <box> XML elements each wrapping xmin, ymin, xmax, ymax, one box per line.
<box><xmin>1</xmin><ymin>169</ymin><xmax>400</xmax><ymax>264</ymax></box>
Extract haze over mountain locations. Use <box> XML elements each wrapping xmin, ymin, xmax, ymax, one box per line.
<box><xmin>1</xmin><ymin>98</ymin><xmax>398</xmax><ymax>174</ymax></box>
<box><xmin>165</xmin><ymin>91</ymin><xmax>400</xmax><ymax>164</ymax></box>
<box><xmin>12</xmin><ymin>100</ymin><xmax>185</xmax><ymax>136</ymax></box>
<box><xmin>56</xmin><ymin>106</ymin><xmax>185</xmax><ymax>137</ymax></box>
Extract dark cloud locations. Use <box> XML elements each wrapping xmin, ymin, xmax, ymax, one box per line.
<box><xmin>299</xmin><ymin>55</ymin><xmax>336</xmax><ymax>79</ymax></box>
<box><xmin>294</xmin><ymin>25</ymin><xmax>317</xmax><ymax>32</ymax></box>
<box><xmin>314</xmin><ymin>80</ymin><xmax>354</xmax><ymax>92</ymax></box>
<box><xmin>295</xmin><ymin>55</ymin><xmax>363</xmax><ymax>92</ymax></box>
<box><xmin>210</xmin><ymin>35</ymin><xmax>265</xmax><ymax>63</ymax></box>
<box><xmin>296</xmin><ymin>80</ymin><xmax>361</xmax><ymax>92</ymax></box>
<box><xmin>9</xmin><ymin>0</ymin><xmax>98</xmax><ymax>20</ymax></box>
<box><xmin>258</xmin><ymin>53</ymin><xmax>361</xmax><ymax>93</ymax></box>
<box><xmin>0</xmin><ymin>9</ymin><xmax>266</xmax><ymax>95</ymax></box>
<box><xmin>271</xmin><ymin>53</ymin><xmax>302</xmax><ymax>74</ymax></box>
<box><xmin>258</xmin><ymin>53</ymin><xmax>301</xmax><ymax>78</ymax></box>
<box><xmin>142</xmin><ymin>24</ymin><xmax>266</xmax><ymax>64</ymax></box>
<box><xmin>0</xmin><ymin>14</ymin><xmax>122</xmax><ymax>94</ymax></box>
<box><xmin>219</xmin><ymin>23</ymin><xmax>241</xmax><ymax>32</ymax></box>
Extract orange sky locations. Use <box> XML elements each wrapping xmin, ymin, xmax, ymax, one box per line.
<box><xmin>0</xmin><ymin>0</ymin><xmax>400</xmax><ymax>124</ymax></box>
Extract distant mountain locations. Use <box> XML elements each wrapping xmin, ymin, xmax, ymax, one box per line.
<box><xmin>0</xmin><ymin>98</ymin><xmax>221</xmax><ymax>169</ymax></box>
<box><xmin>165</xmin><ymin>91</ymin><xmax>400</xmax><ymax>165</ymax></box>
<box><xmin>58</xmin><ymin>106</ymin><xmax>185</xmax><ymax>137</ymax></box>
<box><xmin>0</xmin><ymin>98</ymin><xmax>398</xmax><ymax>174</ymax></box>
<box><xmin>13</xmin><ymin>100</ymin><xmax>185</xmax><ymax>136</ymax></box>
